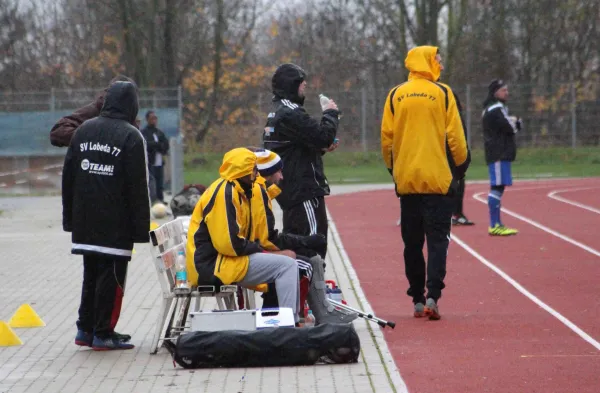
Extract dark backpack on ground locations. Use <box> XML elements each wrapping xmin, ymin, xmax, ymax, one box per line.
<box><xmin>170</xmin><ymin>184</ymin><xmax>206</xmax><ymax>217</ymax></box>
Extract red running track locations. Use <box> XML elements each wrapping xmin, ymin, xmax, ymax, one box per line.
<box><xmin>327</xmin><ymin>178</ymin><xmax>600</xmax><ymax>393</ymax></box>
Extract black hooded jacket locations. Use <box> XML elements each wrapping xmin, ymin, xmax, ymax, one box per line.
<box><xmin>263</xmin><ymin>63</ymin><xmax>340</xmax><ymax>209</ymax></box>
<box><xmin>62</xmin><ymin>81</ymin><xmax>151</xmax><ymax>261</ymax></box>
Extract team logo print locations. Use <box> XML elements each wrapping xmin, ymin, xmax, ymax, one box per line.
<box><xmin>81</xmin><ymin>159</ymin><xmax>114</xmax><ymax>176</ymax></box>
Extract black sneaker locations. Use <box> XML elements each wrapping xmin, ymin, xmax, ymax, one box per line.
<box><xmin>113</xmin><ymin>332</ymin><xmax>132</xmax><ymax>343</ymax></box>
<box><xmin>452</xmin><ymin>214</ymin><xmax>474</xmax><ymax>226</ymax></box>
<box><xmin>92</xmin><ymin>335</ymin><xmax>135</xmax><ymax>351</ymax></box>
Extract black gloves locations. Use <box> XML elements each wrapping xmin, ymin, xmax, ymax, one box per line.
<box><xmin>275</xmin><ymin>232</ymin><xmax>326</xmax><ymax>252</ymax></box>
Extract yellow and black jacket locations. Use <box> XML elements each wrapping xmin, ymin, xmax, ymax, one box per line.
<box><xmin>251</xmin><ymin>176</ymin><xmax>282</xmax><ymax>252</ymax></box>
<box><xmin>185</xmin><ymin>148</ymin><xmax>262</xmax><ymax>286</ymax></box>
<box><xmin>381</xmin><ymin>46</ymin><xmax>469</xmax><ymax>195</ymax></box>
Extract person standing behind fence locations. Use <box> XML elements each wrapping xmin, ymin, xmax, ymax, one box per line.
<box><xmin>62</xmin><ymin>80</ymin><xmax>150</xmax><ymax>350</ymax></box>
<box><xmin>50</xmin><ymin>75</ymin><xmax>135</xmax><ymax>147</ymax></box>
<box><xmin>49</xmin><ymin>75</ymin><xmax>159</xmax><ymax>203</ymax></box>
<box><xmin>381</xmin><ymin>46</ymin><xmax>470</xmax><ymax>320</ymax></box>
<box><xmin>263</xmin><ymin>63</ymin><xmax>340</xmax><ymax>259</ymax></box>
<box><xmin>482</xmin><ymin>79</ymin><xmax>520</xmax><ymax>236</ymax></box>
<box><xmin>141</xmin><ymin>110</ymin><xmax>169</xmax><ymax>204</ymax></box>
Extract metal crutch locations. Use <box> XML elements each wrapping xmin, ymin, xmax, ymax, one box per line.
<box><xmin>329</xmin><ymin>299</ymin><xmax>396</xmax><ymax>329</ymax></box>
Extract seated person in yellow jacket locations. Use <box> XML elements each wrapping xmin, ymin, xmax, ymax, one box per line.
<box><xmin>185</xmin><ymin>147</ymin><xmax>300</xmax><ymax>323</ymax></box>
<box><xmin>250</xmin><ymin>148</ymin><xmax>357</xmax><ymax>325</ymax></box>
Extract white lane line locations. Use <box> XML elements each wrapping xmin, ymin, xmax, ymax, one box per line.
<box><xmin>451</xmin><ymin>234</ymin><xmax>600</xmax><ymax>351</ymax></box>
<box><xmin>473</xmin><ymin>192</ymin><xmax>600</xmax><ymax>258</ymax></box>
<box><xmin>548</xmin><ymin>187</ymin><xmax>600</xmax><ymax>215</ymax></box>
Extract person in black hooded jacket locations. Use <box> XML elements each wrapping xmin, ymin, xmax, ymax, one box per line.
<box><xmin>263</xmin><ymin>63</ymin><xmax>340</xmax><ymax>259</ymax></box>
<box><xmin>62</xmin><ymin>80</ymin><xmax>150</xmax><ymax>351</ymax></box>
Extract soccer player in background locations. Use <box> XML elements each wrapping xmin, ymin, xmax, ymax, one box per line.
<box><xmin>482</xmin><ymin>79</ymin><xmax>520</xmax><ymax>236</ymax></box>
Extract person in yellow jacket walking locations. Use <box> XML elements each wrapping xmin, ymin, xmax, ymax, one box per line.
<box><xmin>381</xmin><ymin>46</ymin><xmax>470</xmax><ymax>320</ymax></box>
<box><xmin>185</xmin><ymin>147</ymin><xmax>300</xmax><ymax>323</ymax></box>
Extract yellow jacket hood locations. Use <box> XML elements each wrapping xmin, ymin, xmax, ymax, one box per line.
<box><xmin>219</xmin><ymin>148</ymin><xmax>257</xmax><ymax>181</ymax></box>
<box><xmin>405</xmin><ymin>46</ymin><xmax>441</xmax><ymax>82</ymax></box>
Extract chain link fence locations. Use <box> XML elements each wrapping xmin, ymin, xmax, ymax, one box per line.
<box><xmin>193</xmin><ymin>81</ymin><xmax>599</xmax><ymax>153</ymax></box>
<box><xmin>1</xmin><ymin>81</ymin><xmax>598</xmax><ymax>194</ymax></box>
<box><xmin>0</xmin><ymin>87</ymin><xmax>182</xmax><ymax>195</ymax></box>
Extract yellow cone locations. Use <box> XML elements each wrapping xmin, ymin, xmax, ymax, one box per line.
<box><xmin>150</xmin><ymin>221</ymin><xmax>159</xmax><ymax>231</ymax></box>
<box><xmin>8</xmin><ymin>304</ymin><xmax>46</xmax><ymax>328</ymax></box>
<box><xmin>0</xmin><ymin>321</ymin><xmax>23</xmax><ymax>346</ymax></box>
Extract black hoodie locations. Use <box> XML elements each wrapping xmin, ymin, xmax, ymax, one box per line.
<box><xmin>263</xmin><ymin>64</ymin><xmax>340</xmax><ymax>209</ymax></box>
<box><xmin>62</xmin><ymin>81</ymin><xmax>151</xmax><ymax>260</ymax></box>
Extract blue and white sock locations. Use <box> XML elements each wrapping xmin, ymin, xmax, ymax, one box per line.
<box><xmin>488</xmin><ymin>190</ymin><xmax>503</xmax><ymax>227</ymax></box>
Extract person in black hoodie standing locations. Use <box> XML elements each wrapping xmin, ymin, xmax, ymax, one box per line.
<box><xmin>263</xmin><ymin>63</ymin><xmax>340</xmax><ymax>259</ymax></box>
<box><xmin>141</xmin><ymin>110</ymin><xmax>169</xmax><ymax>204</ymax></box>
<box><xmin>62</xmin><ymin>80</ymin><xmax>150</xmax><ymax>350</ymax></box>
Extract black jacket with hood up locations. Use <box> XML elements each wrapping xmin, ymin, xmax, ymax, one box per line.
<box><xmin>263</xmin><ymin>63</ymin><xmax>340</xmax><ymax>209</ymax></box>
<box><xmin>62</xmin><ymin>81</ymin><xmax>151</xmax><ymax>261</ymax></box>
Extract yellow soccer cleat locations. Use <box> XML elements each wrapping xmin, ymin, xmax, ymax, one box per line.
<box><xmin>488</xmin><ymin>224</ymin><xmax>518</xmax><ymax>236</ymax></box>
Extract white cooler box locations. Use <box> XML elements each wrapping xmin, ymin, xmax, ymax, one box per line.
<box><xmin>189</xmin><ymin>307</ymin><xmax>295</xmax><ymax>332</ymax></box>
<box><xmin>189</xmin><ymin>309</ymin><xmax>257</xmax><ymax>332</ymax></box>
<box><xmin>255</xmin><ymin>308</ymin><xmax>295</xmax><ymax>329</ymax></box>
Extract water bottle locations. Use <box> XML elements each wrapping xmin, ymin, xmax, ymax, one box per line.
<box><xmin>329</xmin><ymin>288</ymin><xmax>343</xmax><ymax>303</ymax></box>
<box><xmin>319</xmin><ymin>94</ymin><xmax>330</xmax><ymax>111</ymax></box>
<box><xmin>305</xmin><ymin>310</ymin><xmax>315</xmax><ymax>327</ymax></box>
<box><xmin>174</xmin><ymin>251</ymin><xmax>190</xmax><ymax>294</ymax></box>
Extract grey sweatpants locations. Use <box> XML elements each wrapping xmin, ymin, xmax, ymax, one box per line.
<box><xmin>239</xmin><ymin>253</ymin><xmax>300</xmax><ymax>322</ymax></box>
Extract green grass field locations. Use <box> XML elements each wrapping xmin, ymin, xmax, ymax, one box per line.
<box><xmin>184</xmin><ymin>147</ymin><xmax>600</xmax><ymax>186</ymax></box>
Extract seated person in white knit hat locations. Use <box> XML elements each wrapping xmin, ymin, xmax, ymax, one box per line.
<box><xmin>249</xmin><ymin>147</ymin><xmax>357</xmax><ymax>325</ymax></box>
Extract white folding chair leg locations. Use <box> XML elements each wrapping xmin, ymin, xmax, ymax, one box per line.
<box><xmin>216</xmin><ymin>295</ymin><xmax>226</xmax><ymax>310</ymax></box>
<box><xmin>171</xmin><ymin>296</ymin><xmax>191</xmax><ymax>335</ymax></box>
<box><xmin>243</xmin><ymin>289</ymin><xmax>256</xmax><ymax>309</ymax></box>
<box><xmin>150</xmin><ymin>296</ymin><xmax>175</xmax><ymax>354</ymax></box>
<box><xmin>156</xmin><ymin>296</ymin><xmax>178</xmax><ymax>352</ymax></box>
<box><xmin>192</xmin><ymin>295</ymin><xmax>201</xmax><ymax>312</ymax></box>
<box><xmin>226</xmin><ymin>293</ymin><xmax>236</xmax><ymax>310</ymax></box>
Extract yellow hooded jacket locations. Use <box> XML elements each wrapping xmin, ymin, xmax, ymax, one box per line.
<box><xmin>185</xmin><ymin>148</ymin><xmax>262</xmax><ymax>286</ymax></box>
<box><xmin>381</xmin><ymin>46</ymin><xmax>468</xmax><ymax>195</ymax></box>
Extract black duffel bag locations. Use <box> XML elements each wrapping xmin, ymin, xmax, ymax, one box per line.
<box><xmin>164</xmin><ymin>323</ymin><xmax>360</xmax><ymax>369</ymax></box>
